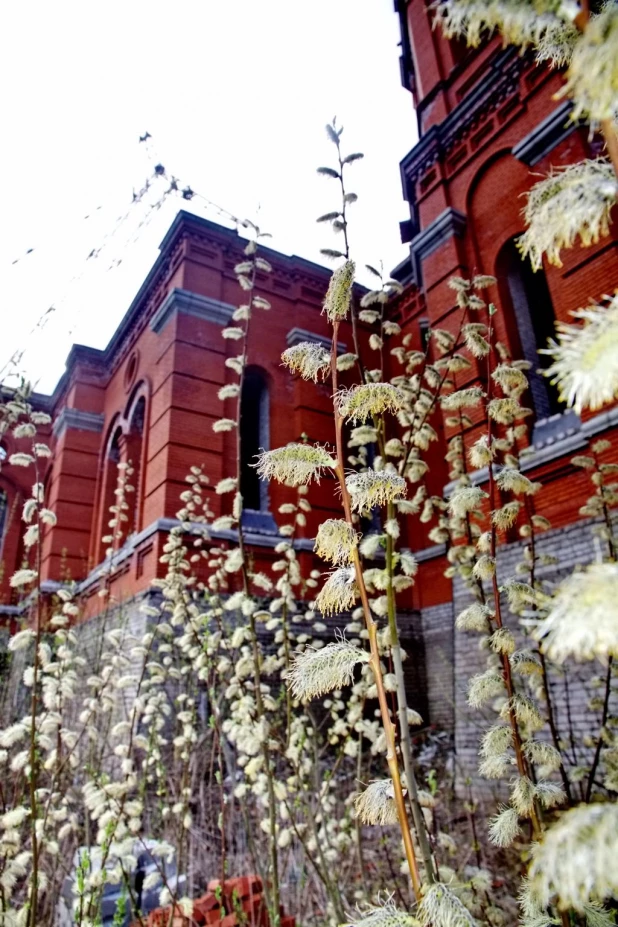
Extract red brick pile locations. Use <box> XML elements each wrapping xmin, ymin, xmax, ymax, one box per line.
<box><xmin>133</xmin><ymin>874</ymin><xmax>296</xmax><ymax>927</ymax></box>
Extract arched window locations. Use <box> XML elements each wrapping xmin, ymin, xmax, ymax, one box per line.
<box><xmin>497</xmin><ymin>237</ymin><xmax>562</xmax><ymax>420</ymax></box>
<box><xmin>240</xmin><ymin>369</ymin><xmax>269</xmax><ymax>514</ymax></box>
<box><xmin>98</xmin><ymin>427</ymin><xmax>122</xmax><ymax>559</ymax></box>
<box><xmin>125</xmin><ymin>396</ymin><xmax>145</xmax><ymax>535</ymax></box>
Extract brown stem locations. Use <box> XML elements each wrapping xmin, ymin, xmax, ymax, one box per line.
<box><xmin>484</xmin><ymin>308</ymin><xmax>542</xmax><ymax>838</ymax></box>
<box><xmin>334</xmin><ymin>139</ymin><xmax>365</xmax><ymax>384</ymax></box>
<box><xmin>522</xmin><ymin>494</ymin><xmax>573</xmax><ymax>804</ymax></box>
<box><xmin>27</xmin><ymin>456</ymin><xmax>44</xmax><ymax>927</ymax></box>
<box><xmin>385</xmin><ymin>503</ymin><xmax>436</xmax><ymax>883</ymax></box>
<box><xmin>398</xmin><ymin>300</ymin><xmax>469</xmax><ymax>480</ymax></box>
<box><xmin>369</xmin><ymin>372</ymin><xmax>436</xmax><ymax>881</ymax></box>
<box><xmin>586</xmin><ymin>656</ymin><xmax>613</xmax><ymax>802</ymax></box>
<box><xmin>234</xmin><ymin>250</ymin><xmax>280</xmax><ymax>926</ymax></box>
<box><xmin>331</xmin><ymin>320</ymin><xmax>422</xmax><ymax>899</ymax></box>
<box><xmin>355</xmin><ymin>735</ymin><xmax>367</xmax><ymax>889</ymax></box>
<box><xmin>538</xmin><ymin>649</ymin><xmax>573</xmax><ymax>804</ymax></box>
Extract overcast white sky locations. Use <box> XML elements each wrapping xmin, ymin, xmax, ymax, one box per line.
<box><xmin>0</xmin><ymin>1</ymin><xmax>416</xmax><ymax>394</ymax></box>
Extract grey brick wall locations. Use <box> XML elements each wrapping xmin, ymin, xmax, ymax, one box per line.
<box><xmin>419</xmin><ymin>601</ymin><xmax>455</xmax><ymax>731</ymax></box>
<box><xmin>452</xmin><ymin>516</ymin><xmax>616</xmax><ymax>797</ymax></box>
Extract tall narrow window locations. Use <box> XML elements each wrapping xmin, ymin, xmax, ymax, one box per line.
<box><xmin>125</xmin><ymin>396</ymin><xmax>145</xmax><ymax>535</ymax></box>
<box><xmin>98</xmin><ymin>428</ymin><xmax>122</xmax><ymax>560</ymax></box>
<box><xmin>419</xmin><ymin>317</ymin><xmax>430</xmax><ymax>350</ymax></box>
<box><xmin>497</xmin><ymin>238</ymin><xmax>562</xmax><ymax>420</ymax></box>
<box><xmin>240</xmin><ymin>369</ymin><xmax>269</xmax><ymax>513</ymax></box>
<box><xmin>0</xmin><ymin>489</ymin><xmax>8</xmax><ymax>558</ymax></box>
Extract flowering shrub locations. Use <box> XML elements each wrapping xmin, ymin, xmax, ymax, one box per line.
<box><xmin>1</xmin><ymin>7</ymin><xmax>618</xmax><ymax>923</ymax></box>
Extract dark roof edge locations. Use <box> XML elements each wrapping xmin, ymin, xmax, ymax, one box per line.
<box><xmin>44</xmin><ymin>210</ymin><xmax>366</xmax><ymax>406</ymax></box>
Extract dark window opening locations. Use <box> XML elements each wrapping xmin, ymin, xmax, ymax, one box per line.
<box><xmin>98</xmin><ymin>428</ymin><xmax>122</xmax><ymax>561</ymax></box>
<box><xmin>0</xmin><ymin>489</ymin><xmax>7</xmax><ymax>556</ymax></box>
<box><xmin>240</xmin><ymin>370</ymin><xmax>269</xmax><ymax>512</ymax></box>
<box><xmin>126</xmin><ymin>397</ymin><xmax>145</xmax><ymax>535</ymax></box>
<box><xmin>419</xmin><ymin>317</ymin><xmax>431</xmax><ymax>350</ymax></box>
<box><xmin>498</xmin><ymin>238</ymin><xmax>562</xmax><ymax>419</ymax></box>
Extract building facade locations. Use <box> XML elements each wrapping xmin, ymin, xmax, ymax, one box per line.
<box><xmin>391</xmin><ymin>0</ymin><xmax>618</xmax><ymax>770</ymax></box>
<box><xmin>0</xmin><ymin>213</ymin><xmax>371</xmax><ymax>616</ymax></box>
<box><xmin>0</xmin><ymin>4</ymin><xmax>617</xmax><ymax>778</ymax></box>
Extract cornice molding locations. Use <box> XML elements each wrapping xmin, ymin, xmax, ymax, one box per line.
<box><xmin>400</xmin><ymin>48</ymin><xmax>528</xmax><ymax>189</ymax></box>
<box><xmin>76</xmin><ymin>516</ymin><xmax>314</xmax><ymax>595</ymax></box>
<box><xmin>52</xmin><ymin>408</ymin><xmax>105</xmax><ymax>439</ymax></box>
<box><xmin>410</xmin><ymin>207</ymin><xmax>467</xmax><ymax>285</ymax></box>
<box><xmin>512</xmin><ymin>101</ymin><xmax>575</xmax><ymax>166</ymax></box>
<box><xmin>150</xmin><ymin>288</ymin><xmax>235</xmax><ymax>334</ymax></box>
<box><xmin>413</xmin><ymin>543</ymin><xmax>447</xmax><ymax>562</ymax></box>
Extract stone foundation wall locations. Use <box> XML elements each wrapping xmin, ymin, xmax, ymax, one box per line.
<box><xmin>0</xmin><ymin>593</ymin><xmax>150</xmax><ymax>736</ymax></box>
<box><xmin>452</xmin><ymin>516</ymin><xmax>615</xmax><ymax>797</ymax></box>
<box><xmin>419</xmin><ymin>601</ymin><xmax>455</xmax><ymax>731</ymax></box>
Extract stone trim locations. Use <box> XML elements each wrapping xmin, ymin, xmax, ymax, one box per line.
<box><xmin>76</xmin><ymin>517</ymin><xmax>314</xmax><ymax>594</ymax></box>
<box><xmin>52</xmin><ymin>408</ymin><xmax>105</xmax><ymax>439</ymax></box>
<box><xmin>241</xmin><ymin>509</ymin><xmax>278</xmax><ymax>535</ymax></box>
<box><xmin>512</xmin><ymin>101</ymin><xmax>575</xmax><ymax>166</ymax></box>
<box><xmin>582</xmin><ymin>403</ymin><xmax>618</xmax><ymax>439</ymax></box>
<box><xmin>400</xmin><ymin>48</ymin><xmax>527</xmax><ymax>186</ymax></box>
<box><xmin>285</xmin><ymin>327</ymin><xmax>347</xmax><ymax>354</ymax></box>
<box><xmin>0</xmin><ymin>605</ymin><xmax>22</xmax><ymax>617</ymax></box>
<box><xmin>444</xmin><ymin>405</ymin><xmax>618</xmax><ymax>495</ymax></box>
<box><xmin>150</xmin><ymin>288</ymin><xmax>235</xmax><ymax>334</ymax></box>
<box><xmin>413</xmin><ymin>543</ymin><xmax>447</xmax><ymax>562</ymax></box>
<box><xmin>211</xmin><ymin>523</ymin><xmax>314</xmax><ymax>551</ymax></box>
<box><xmin>410</xmin><ymin>208</ymin><xmax>467</xmax><ymax>286</ymax></box>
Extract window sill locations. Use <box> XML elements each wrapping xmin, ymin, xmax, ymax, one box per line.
<box><xmin>443</xmin><ymin>406</ymin><xmax>618</xmax><ymax>495</ymax></box>
<box><xmin>530</xmin><ymin>409</ymin><xmax>580</xmax><ymax>448</ymax></box>
<box><xmin>241</xmin><ymin>509</ymin><xmax>279</xmax><ymax>535</ymax></box>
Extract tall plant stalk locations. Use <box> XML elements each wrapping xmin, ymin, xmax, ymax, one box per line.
<box><xmin>484</xmin><ymin>302</ymin><xmax>542</xmax><ymax>839</ymax></box>
<box><xmin>383</xmin><ymin>500</ymin><xmax>436</xmax><ymax>884</ymax></box>
<box><xmin>330</xmin><ymin>317</ymin><xmax>422</xmax><ymax>900</ymax></box>
<box><xmin>232</xmin><ymin>238</ymin><xmax>281</xmax><ymax>925</ymax></box>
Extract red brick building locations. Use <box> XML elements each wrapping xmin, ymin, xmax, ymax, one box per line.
<box><xmin>0</xmin><ymin>213</ymin><xmax>373</xmax><ymax>619</ymax></box>
<box><xmin>0</xmin><ymin>5</ymin><xmax>617</xmax><ymax>759</ymax></box>
<box><xmin>390</xmin><ymin>0</ymin><xmax>618</xmax><ymax>763</ymax></box>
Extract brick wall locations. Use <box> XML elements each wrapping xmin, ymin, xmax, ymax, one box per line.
<box><xmin>419</xmin><ymin>601</ymin><xmax>456</xmax><ymax>731</ymax></box>
<box><xmin>453</xmin><ymin>516</ymin><xmax>617</xmax><ymax>796</ymax></box>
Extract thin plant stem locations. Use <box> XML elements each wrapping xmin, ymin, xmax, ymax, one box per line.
<box><xmin>521</xmin><ymin>493</ymin><xmax>573</xmax><ymax>805</ymax></box>
<box><xmin>355</xmin><ymin>733</ymin><xmax>367</xmax><ymax>890</ymax></box>
<box><xmin>330</xmin><ymin>318</ymin><xmax>422</xmax><ymax>900</ymax></box>
<box><xmin>385</xmin><ymin>500</ymin><xmax>436</xmax><ymax>883</ymax></box>
<box><xmin>586</xmin><ymin>657</ymin><xmax>614</xmax><ymax>803</ymax></box>
<box><xmin>333</xmin><ymin>135</ymin><xmax>365</xmax><ymax>384</ymax></box>
<box><xmin>484</xmin><ymin>305</ymin><xmax>542</xmax><ymax>837</ymax></box>
<box><xmin>26</xmin><ymin>463</ymin><xmax>43</xmax><ymax>927</ymax></box>
<box><xmin>234</xmin><ymin>246</ymin><xmax>281</xmax><ymax>926</ymax></box>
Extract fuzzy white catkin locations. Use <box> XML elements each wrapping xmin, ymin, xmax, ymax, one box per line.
<box><xmin>529</xmin><ymin>803</ymin><xmax>618</xmax><ymax>912</ymax></box>
<box><xmin>534</xmin><ymin>563</ymin><xmax>618</xmax><ymax>662</ymax></box>
<box><xmin>418</xmin><ymin>882</ymin><xmax>477</xmax><ymax>927</ymax></box>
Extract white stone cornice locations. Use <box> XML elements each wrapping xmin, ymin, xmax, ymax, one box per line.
<box><xmin>150</xmin><ymin>288</ymin><xmax>235</xmax><ymax>334</ymax></box>
<box><xmin>52</xmin><ymin>408</ymin><xmax>105</xmax><ymax>439</ymax></box>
